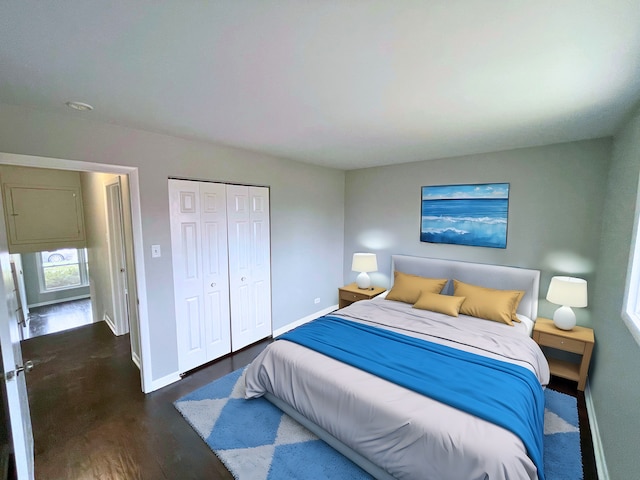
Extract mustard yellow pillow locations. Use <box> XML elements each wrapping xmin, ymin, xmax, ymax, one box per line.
<box><xmin>512</xmin><ymin>291</ymin><xmax>524</xmax><ymax>322</ymax></box>
<box><xmin>385</xmin><ymin>271</ymin><xmax>448</xmax><ymax>304</ymax></box>
<box><xmin>453</xmin><ymin>280</ymin><xmax>524</xmax><ymax>326</ymax></box>
<box><xmin>413</xmin><ymin>292</ymin><xmax>466</xmax><ymax>317</ymax></box>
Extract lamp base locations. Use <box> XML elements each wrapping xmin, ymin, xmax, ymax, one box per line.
<box><xmin>553</xmin><ymin>305</ymin><xmax>576</xmax><ymax>330</ymax></box>
<box><xmin>356</xmin><ymin>272</ymin><xmax>371</xmax><ymax>289</ymax></box>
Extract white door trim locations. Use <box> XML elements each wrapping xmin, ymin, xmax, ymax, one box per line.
<box><xmin>0</xmin><ymin>152</ymin><xmax>152</xmax><ymax>393</ymax></box>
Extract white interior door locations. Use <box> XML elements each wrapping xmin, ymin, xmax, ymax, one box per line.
<box><xmin>227</xmin><ymin>185</ymin><xmax>271</xmax><ymax>351</ymax></box>
<box><xmin>169</xmin><ymin>180</ymin><xmax>231</xmax><ymax>373</ymax></box>
<box><xmin>0</xmin><ymin>242</ymin><xmax>34</xmax><ymax>479</ymax></box>
<box><xmin>105</xmin><ymin>178</ymin><xmax>129</xmax><ymax>336</ymax></box>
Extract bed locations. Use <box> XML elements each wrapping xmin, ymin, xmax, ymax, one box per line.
<box><xmin>245</xmin><ymin>255</ymin><xmax>550</xmax><ymax>480</ymax></box>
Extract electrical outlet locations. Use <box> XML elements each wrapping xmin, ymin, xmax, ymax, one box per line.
<box><xmin>314</xmin><ymin>298</ymin><xmax>320</xmax><ymax>304</ymax></box>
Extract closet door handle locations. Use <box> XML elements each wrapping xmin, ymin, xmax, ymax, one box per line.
<box><xmin>210</xmin><ymin>282</ymin><xmax>216</xmax><ymax>287</ymax></box>
<box><xmin>241</xmin><ymin>277</ymin><xmax>247</xmax><ymax>282</ymax></box>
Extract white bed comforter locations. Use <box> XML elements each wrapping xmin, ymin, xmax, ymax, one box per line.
<box><xmin>245</xmin><ymin>298</ymin><xmax>550</xmax><ymax>480</ymax></box>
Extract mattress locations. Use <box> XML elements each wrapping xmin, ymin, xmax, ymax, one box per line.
<box><xmin>245</xmin><ymin>297</ymin><xmax>550</xmax><ymax>480</ymax></box>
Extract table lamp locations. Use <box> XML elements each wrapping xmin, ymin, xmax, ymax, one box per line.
<box><xmin>546</xmin><ymin>276</ymin><xmax>588</xmax><ymax>330</ymax></box>
<box><xmin>352</xmin><ymin>253</ymin><xmax>377</xmax><ymax>289</ymax></box>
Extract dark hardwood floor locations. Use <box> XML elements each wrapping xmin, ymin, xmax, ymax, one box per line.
<box><xmin>19</xmin><ymin>304</ymin><xmax>598</xmax><ymax>480</ymax></box>
<box><xmin>22</xmin><ymin>320</ymin><xmax>269</xmax><ymax>480</ymax></box>
<box><xmin>24</xmin><ymin>299</ymin><xmax>92</xmax><ymax>340</ymax></box>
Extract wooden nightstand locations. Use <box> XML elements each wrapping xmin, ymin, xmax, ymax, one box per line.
<box><xmin>532</xmin><ymin>317</ymin><xmax>594</xmax><ymax>391</ymax></box>
<box><xmin>338</xmin><ymin>283</ymin><xmax>386</xmax><ymax>309</ymax></box>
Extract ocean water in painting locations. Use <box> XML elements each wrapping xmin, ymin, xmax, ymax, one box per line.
<box><xmin>420</xmin><ymin>184</ymin><xmax>509</xmax><ymax>248</ymax></box>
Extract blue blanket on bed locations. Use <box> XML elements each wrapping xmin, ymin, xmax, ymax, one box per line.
<box><xmin>279</xmin><ymin>316</ymin><xmax>545</xmax><ymax>480</ymax></box>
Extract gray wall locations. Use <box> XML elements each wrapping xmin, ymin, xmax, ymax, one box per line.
<box><xmin>80</xmin><ymin>172</ymin><xmax>119</xmax><ymax>327</ymax></box>
<box><xmin>344</xmin><ymin>139</ymin><xmax>611</xmax><ymax>325</ymax></box>
<box><xmin>591</xmin><ymin>104</ymin><xmax>640</xmax><ymax>480</ymax></box>
<box><xmin>0</xmin><ymin>104</ymin><xmax>345</xmax><ymax>383</ymax></box>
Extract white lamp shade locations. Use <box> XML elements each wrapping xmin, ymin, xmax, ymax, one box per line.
<box><xmin>351</xmin><ymin>253</ymin><xmax>378</xmax><ymax>273</ymax></box>
<box><xmin>546</xmin><ymin>276</ymin><xmax>588</xmax><ymax>307</ymax></box>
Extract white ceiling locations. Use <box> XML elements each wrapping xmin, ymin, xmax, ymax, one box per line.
<box><xmin>1</xmin><ymin>1</ymin><xmax>639</xmax><ymax>170</ymax></box>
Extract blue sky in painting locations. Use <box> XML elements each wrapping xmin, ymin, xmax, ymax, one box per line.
<box><xmin>422</xmin><ymin>183</ymin><xmax>509</xmax><ymax>200</ymax></box>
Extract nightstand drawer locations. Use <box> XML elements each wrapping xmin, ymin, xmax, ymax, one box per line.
<box><xmin>339</xmin><ymin>290</ymin><xmax>368</xmax><ymax>303</ymax></box>
<box><xmin>537</xmin><ymin>332</ymin><xmax>585</xmax><ymax>354</ymax></box>
<box><xmin>338</xmin><ymin>284</ymin><xmax>386</xmax><ymax>309</ymax></box>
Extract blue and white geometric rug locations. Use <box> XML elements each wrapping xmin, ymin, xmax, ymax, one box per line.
<box><xmin>174</xmin><ymin>368</ymin><xmax>583</xmax><ymax>480</ymax></box>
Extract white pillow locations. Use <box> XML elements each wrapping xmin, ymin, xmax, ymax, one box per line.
<box><xmin>516</xmin><ymin>314</ymin><xmax>534</xmax><ymax>335</ymax></box>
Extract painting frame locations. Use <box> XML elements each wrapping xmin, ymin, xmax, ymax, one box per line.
<box><xmin>420</xmin><ymin>183</ymin><xmax>510</xmax><ymax>249</ymax></box>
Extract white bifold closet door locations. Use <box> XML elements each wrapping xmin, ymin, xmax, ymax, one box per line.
<box><xmin>169</xmin><ymin>180</ymin><xmax>231</xmax><ymax>373</ymax></box>
<box><xmin>226</xmin><ymin>184</ymin><xmax>272</xmax><ymax>351</ymax></box>
<box><xmin>169</xmin><ymin>179</ymin><xmax>271</xmax><ymax>374</ymax></box>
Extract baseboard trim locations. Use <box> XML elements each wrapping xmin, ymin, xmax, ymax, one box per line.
<box><xmin>147</xmin><ymin>372</ymin><xmax>181</xmax><ymax>393</ymax></box>
<box><xmin>104</xmin><ymin>313</ymin><xmax>117</xmax><ymax>335</ymax></box>
<box><xmin>585</xmin><ymin>382</ymin><xmax>609</xmax><ymax>480</ymax></box>
<box><xmin>272</xmin><ymin>304</ymin><xmax>338</xmax><ymax>337</ymax></box>
<box><xmin>131</xmin><ymin>351</ymin><xmax>141</xmax><ymax>370</ymax></box>
<box><xmin>27</xmin><ymin>294</ymin><xmax>91</xmax><ymax>309</ymax></box>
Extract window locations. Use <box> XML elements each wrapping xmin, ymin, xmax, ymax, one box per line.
<box><xmin>623</xmin><ymin>188</ymin><xmax>640</xmax><ymax>347</ymax></box>
<box><xmin>37</xmin><ymin>248</ymin><xmax>89</xmax><ymax>292</ymax></box>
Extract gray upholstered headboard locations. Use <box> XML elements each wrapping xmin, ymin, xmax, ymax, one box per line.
<box><xmin>391</xmin><ymin>255</ymin><xmax>540</xmax><ymax>320</ymax></box>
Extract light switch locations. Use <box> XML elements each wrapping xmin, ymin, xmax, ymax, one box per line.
<box><xmin>151</xmin><ymin>245</ymin><xmax>161</xmax><ymax>258</ymax></box>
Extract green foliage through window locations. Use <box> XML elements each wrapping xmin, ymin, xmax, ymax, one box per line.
<box><xmin>43</xmin><ymin>265</ymin><xmax>81</xmax><ymax>289</ymax></box>
<box><xmin>38</xmin><ymin>248</ymin><xmax>89</xmax><ymax>292</ymax></box>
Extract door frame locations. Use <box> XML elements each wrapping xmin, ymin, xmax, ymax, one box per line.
<box><xmin>0</xmin><ymin>152</ymin><xmax>152</xmax><ymax>393</ymax></box>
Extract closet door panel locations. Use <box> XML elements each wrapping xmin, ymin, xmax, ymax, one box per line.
<box><xmin>169</xmin><ymin>180</ymin><xmax>207</xmax><ymax>372</ymax></box>
<box><xmin>250</xmin><ymin>187</ymin><xmax>272</xmax><ymax>336</ymax></box>
<box><xmin>227</xmin><ymin>185</ymin><xmax>252</xmax><ymax>351</ymax></box>
<box><xmin>204</xmin><ymin>290</ymin><xmax>224</xmax><ymax>343</ymax></box>
<box><xmin>182</xmin><ymin>223</ymin><xmax>199</xmax><ymax>279</ymax></box>
<box><xmin>227</xmin><ymin>185</ymin><xmax>272</xmax><ymax>351</ymax></box>
<box><xmin>237</xmin><ymin>283</ymin><xmax>251</xmax><ymax>335</ymax></box>
<box><xmin>185</xmin><ymin>296</ymin><xmax>202</xmax><ymax>351</ymax></box>
<box><xmin>200</xmin><ymin>182</ymin><xmax>231</xmax><ymax>360</ymax></box>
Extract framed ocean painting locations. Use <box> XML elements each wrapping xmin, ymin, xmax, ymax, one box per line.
<box><xmin>420</xmin><ymin>183</ymin><xmax>509</xmax><ymax>248</ymax></box>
